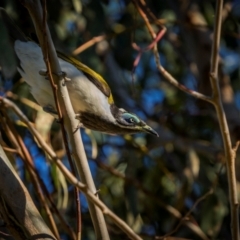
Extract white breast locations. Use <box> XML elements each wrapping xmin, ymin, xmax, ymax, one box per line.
<box><xmin>14</xmin><ymin>40</ymin><xmax>115</xmax><ymax>122</ymax></box>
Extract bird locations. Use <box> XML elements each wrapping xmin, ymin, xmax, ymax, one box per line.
<box><xmin>1</xmin><ymin>9</ymin><xmax>158</xmax><ymax>137</ymax></box>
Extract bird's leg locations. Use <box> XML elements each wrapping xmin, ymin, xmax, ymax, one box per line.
<box><xmin>39</xmin><ymin>70</ymin><xmax>71</xmax><ymax>82</ymax></box>
<box><xmin>73</xmin><ymin>121</ymin><xmax>83</xmax><ymax>133</ymax></box>
<box><xmin>39</xmin><ymin>69</ymin><xmax>49</xmax><ymax>80</ymax></box>
<box><xmin>59</xmin><ymin>71</ymin><xmax>71</xmax><ymax>83</ymax></box>
<box><xmin>72</xmin><ymin>114</ymin><xmax>83</xmax><ymax>132</ymax></box>
<box><xmin>39</xmin><ymin>69</ymin><xmax>48</xmax><ymax>76</ymax></box>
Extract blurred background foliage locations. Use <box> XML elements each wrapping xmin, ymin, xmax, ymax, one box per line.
<box><xmin>0</xmin><ymin>0</ymin><xmax>240</xmax><ymax>239</ymax></box>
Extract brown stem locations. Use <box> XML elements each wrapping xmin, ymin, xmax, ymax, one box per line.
<box><xmin>133</xmin><ymin>0</ymin><xmax>239</xmax><ymax>239</ymax></box>
<box><xmin>209</xmin><ymin>1</ymin><xmax>239</xmax><ymax>239</ymax></box>
<box><xmin>19</xmin><ymin>0</ymin><xmax>109</xmax><ymax>239</ymax></box>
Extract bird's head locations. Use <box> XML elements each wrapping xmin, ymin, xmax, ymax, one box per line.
<box><xmin>114</xmin><ymin>108</ymin><xmax>159</xmax><ymax>136</ymax></box>
<box><xmin>79</xmin><ymin>105</ymin><xmax>159</xmax><ymax>137</ymax></box>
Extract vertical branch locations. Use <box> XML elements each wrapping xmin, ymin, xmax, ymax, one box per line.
<box><xmin>20</xmin><ymin>0</ymin><xmax>110</xmax><ymax>239</ymax></box>
<box><xmin>41</xmin><ymin>1</ymin><xmax>81</xmax><ymax>238</ymax></box>
<box><xmin>209</xmin><ymin>0</ymin><xmax>239</xmax><ymax>239</ymax></box>
<box><xmin>133</xmin><ymin>0</ymin><xmax>239</xmax><ymax>239</ymax></box>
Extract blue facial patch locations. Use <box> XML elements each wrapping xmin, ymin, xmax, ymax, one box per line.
<box><xmin>122</xmin><ymin>113</ymin><xmax>140</xmax><ymax>124</ymax></box>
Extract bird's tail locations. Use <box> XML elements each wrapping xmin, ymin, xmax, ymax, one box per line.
<box><xmin>0</xmin><ymin>8</ymin><xmax>28</xmax><ymax>42</ymax></box>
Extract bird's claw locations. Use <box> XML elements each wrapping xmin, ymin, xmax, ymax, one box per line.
<box><xmin>39</xmin><ymin>70</ymin><xmax>71</xmax><ymax>82</ymax></box>
<box><xmin>73</xmin><ymin>122</ymin><xmax>82</xmax><ymax>133</ymax></box>
<box><xmin>39</xmin><ymin>69</ymin><xmax>49</xmax><ymax>80</ymax></box>
<box><xmin>59</xmin><ymin>71</ymin><xmax>71</xmax><ymax>84</ymax></box>
<box><xmin>39</xmin><ymin>69</ymin><xmax>48</xmax><ymax>76</ymax></box>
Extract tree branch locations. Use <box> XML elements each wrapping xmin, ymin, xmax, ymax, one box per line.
<box><xmin>0</xmin><ymin>97</ymin><xmax>143</xmax><ymax>240</ymax></box>
<box><xmin>132</xmin><ymin>0</ymin><xmax>213</xmax><ymax>104</ymax></box>
<box><xmin>20</xmin><ymin>0</ymin><xmax>110</xmax><ymax>239</ymax></box>
<box><xmin>132</xmin><ymin>0</ymin><xmax>239</xmax><ymax>239</ymax></box>
<box><xmin>209</xmin><ymin>1</ymin><xmax>239</xmax><ymax>239</ymax></box>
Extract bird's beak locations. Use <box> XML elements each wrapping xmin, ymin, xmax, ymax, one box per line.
<box><xmin>143</xmin><ymin>125</ymin><xmax>159</xmax><ymax>137</ymax></box>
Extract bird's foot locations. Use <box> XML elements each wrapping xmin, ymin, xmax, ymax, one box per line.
<box><xmin>74</xmin><ymin>115</ymin><xmax>83</xmax><ymax>132</ymax></box>
<box><xmin>39</xmin><ymin>69</ymin><xmax>48</xmax><ymax>76</ymax></box>
<box><xmin>59</xmin><ymin>71</ymin><xmax>71</xmax><ymax>84</ymax></box>
<box><xmin>39</xmin><ymin>69</ymin><xmax>49</xmax><ymax>80</ymax></box>
<box><xmin>39</xmin><ymin>70</ymin><xmax>71</xmax><ymax>82</ymax></box>
<box><xmin>73</xmin><ymin>122</ymin><xmax>82</xmax><ymax>133</ymax></box>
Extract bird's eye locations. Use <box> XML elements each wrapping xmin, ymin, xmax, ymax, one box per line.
<box><xmin>127</xmin><ymin>117</ymin><xmax>135</xmax><ymax>123</ymax></box>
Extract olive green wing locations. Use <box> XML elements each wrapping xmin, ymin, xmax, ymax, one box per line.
<box><xmin>57</xmin><ymin>51</ymin><xmax>114</xmax><ymax>104</ymax></box>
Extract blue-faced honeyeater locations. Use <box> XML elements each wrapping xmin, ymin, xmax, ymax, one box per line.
<box><xmin>1</xmin><ymin>9</ymin><xmax>158</xmax><ymax>137</ymax></box>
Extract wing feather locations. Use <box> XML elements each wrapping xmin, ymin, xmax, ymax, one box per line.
<box><xmin>57</xmin><ymin>52</ymin><xmax>114</xmax><ymax>104</ymax></box>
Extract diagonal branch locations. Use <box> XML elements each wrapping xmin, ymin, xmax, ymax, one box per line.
<box><xmin>132</xmin><ymin>0</ymin><xmax>213</xmax><ymax>103</ymax></box>
<box><xmin>0</xmin><ymin>96</ymin><xmax>143</xmax><ymax>240</ymax></box>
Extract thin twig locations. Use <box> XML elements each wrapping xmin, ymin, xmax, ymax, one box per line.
<box><xmin>132</xmin><ymin>0</ymin><xmax>213</xmax><ymax>104</ymax></box>
<box><xmin>1</xmin><ymin>146</ymin><xmax>18</xmax><ymax>153</ymax></box>
<box><xmin>209</xmin><ymin>0</ymin><xmax>239</xmax><ymax>239</ymax></box>
<box><xmin>6</xmin><ymin>91</ymin><xmax>42</xmax><ymax>111</ymax></box>
<box><xmin>134</xmin><ymin>0</ymin><xmax>239</xmax><ymax>239</ymax></box>
<box><xmin>156</xmin><ymin>189</ymin><xmax>213</xmax><ymax>240</ymax></box>
<box><xmin>72</xmin><ymin>35</ymin><xmax>106</xmax><ymax>55</ymax></box>
<box><xmin>154</xmin><ymin>49</ymin><xmax>214</xmax><ymax>103</ymax></box>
